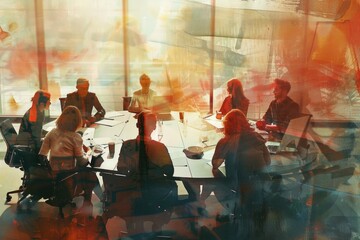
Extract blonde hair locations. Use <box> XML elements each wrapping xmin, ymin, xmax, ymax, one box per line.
<box><xmin>223</xmin><ymin>109</ymin><xmax>250</xmax><ymax>136</ymax></box>
<box><xmin>56</xmin><ymin>106</ymin><xmax>83</xmax><ymax>132</ymax></box>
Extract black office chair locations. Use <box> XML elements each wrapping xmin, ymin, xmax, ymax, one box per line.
<box><xmin>17</xmin><ymin>150</ymin><xmax>81</xmax><ymax>218</ymax></box>
<box><xmin>101</xmin><ymin>171</ymin><xmax>178</xmax><ymax>236</ymax></box>
<box><xmin>0</xmin><ymin>119</ymin><xmax>34</xmax><ymax>202</ymax></box>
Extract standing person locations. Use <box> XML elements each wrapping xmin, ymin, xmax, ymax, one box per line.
<box><xmin>16</xmin><ymin>90</ymin><xmax>51</xmax><ymax>152</ymax></box>
<box><xmin>218</xmin><ymin>78</ymin><xmax>250</xmax><ymax>117</ymax></box>
<box><xmin>258</xmin><ymin>78</ymin><xmax>300</xmax><ymax>135</ymax></box>
<box><xmin>128</xmin><ymin>74</ymin><xmax>157</xmax><ymax>113</ymax></box>
<box><xmin>64</xmin><ymin>78</ymin><xmax>106</xmax><ymax>127</ymax></box>
<box><xmin>39</xmin><ymin>106</ymin><xmax>100</xmax><ymax>214</ymax></box>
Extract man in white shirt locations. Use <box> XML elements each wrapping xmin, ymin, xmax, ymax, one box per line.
<box><xmin>128</xmin><ymin>74</ymin><xmax>157</xmax><ymax>113</ymax></box>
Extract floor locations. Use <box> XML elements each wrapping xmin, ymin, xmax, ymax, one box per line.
<box><xmin>0</xmin><ymin>137</ymin><xmax>360</xmax><ymax>239</ymax></box>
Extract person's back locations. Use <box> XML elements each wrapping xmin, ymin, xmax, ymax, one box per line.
<box><xmin>118</xmin><ymin>111</ymin><xmax>174</xmax><ymax>179</ymax></box>
<box><xmin>116</xmin><ymin>111</ymin><xmax>176</xmax><ymax>232</ymax></box>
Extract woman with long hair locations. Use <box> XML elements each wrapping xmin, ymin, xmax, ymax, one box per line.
<box><xmin>219</xmin><ymin>78</ymin><xmax>250</xmax><ymax>116</ymax></box>
<box><xmin>39</xmin><ymin>106</ymin><xmax>100</xmax><ymax>214</ymax></box>
<box><xmin>16</xmin><ymin>90</ymin><xmax>51</xmax><ymax>152</ymax></box>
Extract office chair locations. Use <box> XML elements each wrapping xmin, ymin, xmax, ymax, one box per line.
<box><xmin>17</xmin><ymin>149</ymin><xmax>81</xmax><ymax>218</ymax></box>
<box><xmin>101</xmin><ymin>171</ymin><xmax>178</xmax><ymax>236</ymax></box>
<box><xmin>122</xmin><ymin>96</ymin><xmax>132</xmax><ymax>110</ymax></box>
<box><xmin>0</xmin><ymin>119</ymin><xmax>33</xmax><ymax>202</ymax></box>
<box><xmin>59</xmin><ymin>97</ymin><xmax>66</xmax><ymax>112</ymax></box>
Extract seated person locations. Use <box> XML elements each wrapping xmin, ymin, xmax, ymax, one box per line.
<box><xmin>128</xmin><ymin>74</ymin><xmax>157</xmax><ymax>113</ymax></box>
<box><xmin>16</xmin><ymin>90</ymin><xmax>51</xmax><ymax>152</ymax></box>
<box><xmin>203</xmin><ymin>109</ymin><xmax>270</xmax><ymax>222</ymax></box>
<box><xmin>117</xmin><ymin>111</ymin><xmax>175</xmax><ymax>233</ymax></box>
<box><xmin>39</xmin><ymin>106</ymin><xmax>100</xmax><ymax>213</ymax></box>
<box><xmin>218</xmin><ymin>78</ymin><xmax>249</xmax><ymax>117</ymax></box>
<box><xmin>257</xmin><ymin>78</ymin><xmax>300</xmax><ymax>137</ymax></box>
<box><xmin>64</xmin><ymin>78</ymin><xmax>105</xmax><ymax>126</ymax></box>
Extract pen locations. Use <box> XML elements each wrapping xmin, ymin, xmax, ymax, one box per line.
<box><xmin>103</xmin><ymin>118</ymin><xmax>115</xmax><ymax>120</ymax></box>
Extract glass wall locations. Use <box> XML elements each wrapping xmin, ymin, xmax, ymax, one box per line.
<box><xmin>43</xmin><ymin>0</ymin><xmax>125</xmax><ymax>116</ymax></box>
<box><xmin>0</xmin><ymin>1</ymin><xmax>38</xmax><ymax>115</ymax></box>
<box><xmin>127</xmin><ymin>0</ymin><xmax>213</xmax><ymax>113</ymax></box>
<box><xmin>0</xmin><ymin>0</ymin><xmax>359</xmax><ymax>121</ymax></box>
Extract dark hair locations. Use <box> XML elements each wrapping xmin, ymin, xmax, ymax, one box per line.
<box><xmin>76</xmin><ymin>78</ymin><xmax>89</xmax><ymax>86</ymax></box>
<box><xmin>139</xmin><ymin>74</ymin><xmax>150</xmax><ymax>82</ymax></box>
<box><xmin>227</xmin><ymin>78</ymin><xmax>249</xmax><ymax>112</ymax></box>
<box><xmin>56</xmin><ymin>106</ymin><xmax>83</xmax><ymax>132</ymax></box>
<box><xmin>274</xmin><ymin>78</ymin><xmax>291</xmax><ymax>93</ymax></box>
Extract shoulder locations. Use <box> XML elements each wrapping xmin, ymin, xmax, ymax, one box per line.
<box><xmin>133</xmin><ymin>90</ymin><xmax>142</xmax><ymax>95</ymax></box>
<box><xmin>87</xmin><ymin>92</ymin><xmax>96</xmax><ymax>97</ymax></box>
<box><xmin>242</xmin><ymin>97</ymin><xmax>250</xmax><ymax>104</ymax></box>
<box><xmin>287</xmin><ymin>97</ymin><xmax>300</xmax><ymax>107</ymax></box>
<box><xmin>149</xmin><ymin>140</ymin><xmax>167</xmax><ymax>149</ymax></box>
<box><xmin>66</xmin><ymin>91</ymin><xmax>77</xmax><ymax>98</ymax></box>
<box><xmin>242</xmin><ymin>131</ymin><xmax>265</xmax><ymax>144</ymax></box>
<box><xmin>149</xmin><ymin>89</ymin><xmax>157</xmax><ymax>95</ymax></box>
<box><xmin>216</xmin><ymin>137</ymin><xmax>230</xmax><ymax>148</ymax></box>
<box><xmin>121</xmin><ymin>139</ymin><xmax>137</xmax><ymax>151</ymax></box>
<box><xmin>67</xmin><ymin>131</ymin><xmax>83</xmax><ymax>143</ymax></box>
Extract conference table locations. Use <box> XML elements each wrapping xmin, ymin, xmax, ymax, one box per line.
<box><xmin>44</xmin><ymin>110</ymin><xmax>317</xmax><ymax>180</ymax></box>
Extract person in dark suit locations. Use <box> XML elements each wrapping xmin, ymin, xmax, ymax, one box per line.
<box><xmin>64</xmin><ymin>78</ymin><xmax>105</xmax><ymax>126</ymax></box>
<box><xmin>257</xmin><ymin>78</ymin><xmax>300</xmax><ymax>138</ymax></box>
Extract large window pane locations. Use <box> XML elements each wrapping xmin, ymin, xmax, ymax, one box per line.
<box><xmin>127</xmin><ymin>0</ymin><xmax>212</xmax><ymax>113</ymax></box>
<box><xmin>43</xmin><ymin>0</ymin><xmax>125</xmax><ymax>116</ymax></box>
<box><xmin>0</xmin><ymin>1</ymin><xmax>38</xmax><ymax>115</ymax></box>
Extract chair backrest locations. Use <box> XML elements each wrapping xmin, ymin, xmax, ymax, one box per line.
<box><xmin>0</xmin><ymin>119</ymin><xmax>18</xmax><ymax>164</ymax></box>
<box><xmin>59</xmin><ymin>97</ymin><xmax>66</xmax><ymax>112</ymax></box>
<box><xmin>122</xmin><ymin>96</ymin><xmax>132</xmax><ymax>110</ymax></box>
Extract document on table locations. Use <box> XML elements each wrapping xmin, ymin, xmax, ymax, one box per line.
<box><xmin>207</xmin><ymin>161</ymin><xmax>225</xmax><ymax>168</ymax></box>
<box><xmin>96</xmin><ymin>119</ymin><xmax>122</xmax><ymax>127</ymax></box>
<box><xmin>203</xmin><ymin>115</ymin><xmax>223</xmax><ymax>129</ymax></box>
<box><xmin>105</xmin><ymin>111</ymin><xmax>125</xmax><ymax>119</ymax></box>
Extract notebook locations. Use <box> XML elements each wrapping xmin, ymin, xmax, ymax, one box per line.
<box><xmin>265</xmin><ymin>114</ymin><xmax>311</xmax><ymax>154</ymax></box>
<box><xmin>152</xmin><ymin>96</ymin><xmax>174</xmax><ymax>121</ymax></box>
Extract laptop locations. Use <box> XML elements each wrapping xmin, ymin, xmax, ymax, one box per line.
<box><xmin>265</xmin><ymin>114</ymin><xmax>311</xmax><ymax>154</ymax></box>
<box><xmin>152</xmin><ymin>96</ymin><xmax>174</xmax><ymax>121</ymax></box>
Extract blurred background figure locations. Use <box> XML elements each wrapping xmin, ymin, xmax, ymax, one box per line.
<box><xmin>64</xmin><ymin>78</ymin><xmax>106</xmax><ymax>127</ymax></box>
<box><xmin>16</xmin><ymin>90</ymin><xmax>51</xmax><ymax>152</ymax></box>
<box><xmin>128</xmin><ymin>74</ymin><xmax>157</xmax><ymax>113</ymax></box>
<box><xmin>218</xmin><ymin>78</ymin><xmax>249</xmax><ymax>118</ymax></box>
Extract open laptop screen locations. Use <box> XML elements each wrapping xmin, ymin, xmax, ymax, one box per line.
<box><xmin>278</xmin><ymin>114</ymin><xmax>311</xmax><ymax>151</ymax></box>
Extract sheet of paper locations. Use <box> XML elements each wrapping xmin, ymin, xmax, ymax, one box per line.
<box><xmin>105</xmin><ymin>111</ymin><xmax>125</xmax><ymax>119</ymax></box>
<box><xmin>96</xmin><ymin>119</ymin><xmax>122</xmax><ymax>127</ymax></box>
<box><xmin>92</xmin><ymin>137</ymin><xmax>114</xmax><ymax>145</ymax></box>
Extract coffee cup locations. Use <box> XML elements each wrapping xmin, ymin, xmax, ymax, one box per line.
<box><xmin>216</xmin><ymin>111</ymin><xmax>222</xmax><ymax>120</ymax></box>
<box><xmin>179</xmin><ymin>112</ymin><xmax>184</xmax><ymax>122</ymax></box>
<box><xmin>108</xmin><ymin>142</ymin><xmax>115</xmax><ymax>157</ymax></box>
